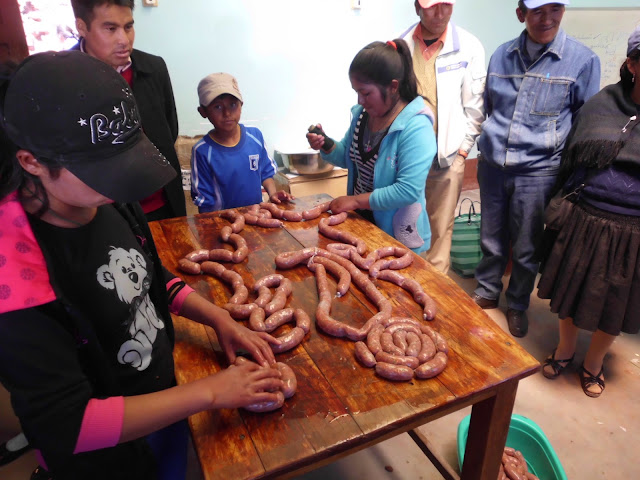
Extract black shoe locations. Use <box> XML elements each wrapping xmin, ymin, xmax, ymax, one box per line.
<box><xmin>0</xmin><ymin>440</ymin><xmax>32</xmax><ymax>466</ymax></box>
<box><xmin>31</xmin><ymin>466</ymin><xmax>54</xmax><ymax>480</ymax></box>
<box><xmin>506</xmin><ymin>308</ymin><xmax>528</xmax><ymax>337</ymax></box>
<box><xmin>472</xmin><ymin>293</ymin><xmax>499</xmax><ymax>309</ymax></box>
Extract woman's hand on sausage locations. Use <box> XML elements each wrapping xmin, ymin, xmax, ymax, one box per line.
<box><xmin>215</xmin><ymin>317</ymin><xmax>280</xmax><ymax>367</ymax></box>
<box><xmin>204</xmin><ymin>362</ymin><xmax>283</xmax><ymax>409</ymax></box>
<box><xmin>329</xmin><ymin>194</ymin><xmax>368</xmax><ymax>214</ymax></box>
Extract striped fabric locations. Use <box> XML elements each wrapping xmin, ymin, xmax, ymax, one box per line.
<box><xmin>350</xmin><ymin>111</ymin><xmax>384</xmax><ymax>196</ymax></box>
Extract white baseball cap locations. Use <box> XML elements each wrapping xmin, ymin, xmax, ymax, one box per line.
<box><xmin>522</xmin><ymin>0</ymin><xmax>569</xmax><ymax>8</ymax></box>
<box><xmin>417</xmin><ymin>0</ymin><xmax>455</xmax><ymax>8</ymax></box>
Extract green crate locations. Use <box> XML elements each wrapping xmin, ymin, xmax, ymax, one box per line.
<box><xmin>457</xmin><ymin>414</ymin><xmax>567</xmax><ymax>480</ymax></box>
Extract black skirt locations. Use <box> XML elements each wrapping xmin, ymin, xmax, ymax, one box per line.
<box><xmin>537</xmin><ymin>201</ymin><xmax>640</xmax><ymax>336</ymax></box>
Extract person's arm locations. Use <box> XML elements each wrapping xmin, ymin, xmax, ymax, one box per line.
<box><xmin>570</xmin><ymin>53</ymin><xmax>601</xmax><ymax>118</ymax></box>
<box><xmin>329</xmin><ymin>193</ymin><xmax>371</xmax><ymax>214</ymax></box>
<box><xmin>459</xmin><ymin>37</ymin><xmax>487</xmax><ymax>154</ymax></box>
<box><xmin>263</xmin><ymin>177</ymin><xmax>294</xmax><ymax>204</ymax></box>
<box><xmin>120</xmin><ymin>361</ymin><xmax>282</xmax><ymax>442</ymax></box>
<box><xmin>178</xmin><ymin>291</ymin><xmax>279</xmax><ymax>367</ymax></box>
<box><xmin>190</xmin><ymin>142</ymin><xmax>219</xmax><ymax>213</ymax></box>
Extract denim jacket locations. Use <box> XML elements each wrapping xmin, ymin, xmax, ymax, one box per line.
<box><xmin>478</xmin><ymin>29</ymin><xmax>600</xmax><ymax>175</ymax></box>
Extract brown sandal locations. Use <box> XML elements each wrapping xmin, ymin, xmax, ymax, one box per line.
<box><xmin>579</xmin><ymin>365</ymin><xmax>605</xmax><ymax>398</ymax></box>
<box><xmin>542</xmin><ymin>349</ymin><xmax>574</xmax><ymax>379</ymax></box>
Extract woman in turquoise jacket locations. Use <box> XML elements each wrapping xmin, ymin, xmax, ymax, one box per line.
<box><xmin>307</xmin><ymin>39</ymin><xmax>436</xmax><ymax>254</ymax></box>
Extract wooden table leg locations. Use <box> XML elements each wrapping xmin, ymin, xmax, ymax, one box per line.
<box><xmin>460</xmin><ymin>381</ymin><xmax>519</xmax><ymax>480</ymax></box>
<box><xmin>408</xmin><ymin>429</ymin><xmax>460</xmax><ymax>480</ymax></box>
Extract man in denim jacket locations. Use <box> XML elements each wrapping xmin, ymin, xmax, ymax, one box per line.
<box><xmin>472</xmin><ymin>0</ymin><xmax>600</xmax><ymax>337</ymax></box>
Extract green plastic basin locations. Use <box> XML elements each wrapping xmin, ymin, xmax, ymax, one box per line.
<box><xmin>457</xmin><ymin>414</ymin><xmax>567</xmax><ymax>480</ymax></box>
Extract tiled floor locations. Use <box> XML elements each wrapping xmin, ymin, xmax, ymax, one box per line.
<box><xmin>2</xmin><ymin>190</ymin><xmax>639</xmax><ymax>479</ymax></box>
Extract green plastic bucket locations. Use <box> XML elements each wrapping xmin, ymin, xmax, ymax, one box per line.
<box><xmin>457</xmin><ymin>414</ymin><xmax>567</xmax><ymax>480</ymax></box>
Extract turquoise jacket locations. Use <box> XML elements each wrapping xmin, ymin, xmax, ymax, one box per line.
<box><xmin>322</xmin><ymin>96</ymin><xmax>436</xmax><ymax>253</ymax></box>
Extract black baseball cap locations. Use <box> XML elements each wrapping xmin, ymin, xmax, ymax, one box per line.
<box><xmin>1</xmin><ymin>50</ymin><xmax>176</xmax><ymax>203</ymax></box>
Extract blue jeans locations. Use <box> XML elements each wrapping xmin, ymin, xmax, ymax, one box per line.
<box><xmin>474</xmin><ymin>161</ymin><xmax>556</xmax><ymax>310</ymax></box>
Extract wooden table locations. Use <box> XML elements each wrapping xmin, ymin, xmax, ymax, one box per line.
<box><xmin>149</xmin><ymin>194</ymin><xmax>540</xmax><ymax>480</ymax></box>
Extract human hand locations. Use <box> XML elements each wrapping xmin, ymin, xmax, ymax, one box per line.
<box><xmin>329</xmin><ymin>195</ymin><xmax>361</xmax><ymax>214</ymax></box>
<box><xmin>215</xmin><ymin>319</ymin><xmax>279</xmax><ymax>367</ymax></box>
<box><xmin>306</xmin><ymin>123</ymin><xmax>326</xmax><ymax>151</ymax></box>
<box><xmin>204</xmin><ymin>362</ymin><xmax>283</xmax><ymax>410</ymax></box>
<box><xmin>269</xmin><ymin>190</ymin><xmax>295</xmax><ymax>204</ymax></box>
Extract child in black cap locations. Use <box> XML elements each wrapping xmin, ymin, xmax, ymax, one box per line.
<box><xmin>0</xmin><ymin>51</ymin><xmax>283</xmax><ymax>480</ymax></box>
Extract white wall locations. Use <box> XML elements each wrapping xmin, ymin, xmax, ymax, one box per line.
<box><xmin>131</xmin><ymin>0</ymin><xmax>639</xmax><ymax>153</ymax></box>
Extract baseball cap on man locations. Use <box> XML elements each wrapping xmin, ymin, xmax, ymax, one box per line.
<box><xmin>198</xmin><ymin>72</ymin><xmax>243</xmax><ymax>107</ymax></box>
<box><xmin>418</xmin><ymin>0</ymin><xmax>455</xmax><ymax>8</ymax></box>
<box><xmin>627</xmin><ymin>25</ymin><xmax>640</xmax><ymax>56</ymax></box>
<box><xmin>522</xmin><ymin>0</ymin><xmax>569</xmax><ymax>8</ymax></box>
<box><xmin>1</xmin><ymin>50</ymin><xmax>176</xmax><ymax>203</ymax></box>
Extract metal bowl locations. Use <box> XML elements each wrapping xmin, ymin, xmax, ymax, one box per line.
<box><xmin>279</xmin><ymin>150</ymin><xmax>334</xmax><ymax>175</ymax></box>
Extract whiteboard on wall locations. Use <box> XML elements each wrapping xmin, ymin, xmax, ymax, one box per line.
<box><xmin>563</xmin><ymin>8</ymin><xmax>640</xmax><ymax>89</ymax></box>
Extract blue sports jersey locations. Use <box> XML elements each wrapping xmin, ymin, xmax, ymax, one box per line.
<box><xmin>190</xmin><ymin>124</ymin><xmax>278</xmax><ymax>212</ymax></box>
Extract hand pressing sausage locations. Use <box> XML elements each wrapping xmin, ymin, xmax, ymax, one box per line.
<box><xmin>329</xmin><ymin>194</ymin><xmax>369</xmax><ymax>215</ymax></box>
<box><xmin>202</xmin><ymin>361</ymin><xmax>284</xmax><ymax>410</ymax></box>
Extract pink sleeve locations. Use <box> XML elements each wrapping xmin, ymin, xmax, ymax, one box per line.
<box><xmin>167</xmin><ymin>277</ymin><xmax>195</xmax><ymax>314</ymax></box>
<box><xmin>73</xmin><ymin>397</ymin><xmax>125</xmax><ymax>453</ymax></box>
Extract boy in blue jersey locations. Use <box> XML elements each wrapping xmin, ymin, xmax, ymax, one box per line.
<box><xmin>190</xmin><ymin>72</ymin><xmax>293</xmax><ymax>212</ymax></box>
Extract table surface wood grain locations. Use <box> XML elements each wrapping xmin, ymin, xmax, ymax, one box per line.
<box><xmin>149</xmin><ymin>194</ymin><xmax>540</xmax><ymax>480</ymax></box>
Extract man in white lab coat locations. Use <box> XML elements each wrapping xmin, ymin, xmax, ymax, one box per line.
<box><xmin>400</xmin><ymin>0</ymin><xmax>486</xmax><ymax>274</ymax></box>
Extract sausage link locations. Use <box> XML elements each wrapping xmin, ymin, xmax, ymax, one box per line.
<box><xmin>293</xmin><ymin>308</ymin><xmax>311</xmax><ymax>334</ymax></box>
<box><xmin>354</xmin><ymin>341</ymin><xmax>377</xmax><ymax>367</ymax></box>
<box><xmin>384</xmin><ymin>322</ymin><xmax>421</xmax><ymax>336</ymax></box>
<box><xmin>421</xmin><ymin>325</ymin><xmax>449</xmax><ymax>354</ymax></box>
<box><xmin>254</xmin><ymin>286</ymin><xmax>272</xmax><ymax>308</ymax></box>
<box><xmin>185</xmin><ymin>249</ymin><xmax>210</xmax><ymax>263</ymax></box>
<box><xmin>228</xmin><ymin>285</ymin><xmax>249</xmax><ymax>305</ymax></box>
<box><xmin>208</xmin><ymin>249</ymin><xmax>234</xmax><ymax>262</ymax></box>
<box><xmin>264</xmin><ymin>291</ymin><xmax>289</xmax><ymax>316</ymax></box>
<box><xmin>276</xmin><ymin>362</ymin><xmax>297</xmax><ymax>398</ymax></box>
<box><xmin>244</xmin><ymin>390</ymin><xmax>285</xmax><ymax>413</ymax></box>
<box><xmin>178</xmin><ymin>258</ymin><xmax>201</xmax><ymax>275</ymax></box>
<box><xmin>392</xmin><ymin>330</ymin><xmax>408</xmax><ymax>353</ymax></box>
<box><xmin>274</xmin><ymin>248</ymin><xmax>317</xmax><ymax>269</ymax></box>
<box><xmin>253</xmin><ymin>274</ymin><xmax>285</xmax><ymax>290</ymax></box>
<box><xmin>200</xmin><ymin>261</ymin><xmax>226</xmax><ymax>276</ymax></box>
<box><xmin>414</xmin><ymin>351</ymin><xmax>448</xmax><ymax>379</ymax></box>
<box><xmin>375</xmin><ymin>362</ymin><xmax>414</xmax><ymax>381</ymax></box>
<box><xmin>281</xmin><ymin>209</ymin><xmax>303</xmax><ymax>222</ymax></box>
<box><xmin>301</xmin><ymin>206</ymin><xmax>321</xmax><ymax>220</ymax></box>
<box><xmin>417</xmin><ymin>334</ymin><xmax>437</xmax><ymax>363</ymax></box>
<box><xmin>308</xmin><ymin>256</ymin><xmax>351</xmax><ymax>297</ymax></box>
<box><xmin>249</xmin><ymin>307</ymin><xmax>267</xmax><ymax>332</ymax></box>
<box><xmin>301</xmin><ymin>200</ymin><xmax>331</xmax><ymax>220</ymax></box>
<box><xmin>380</xmin><ymin>332</ymin><xmax>404</xmax><ymax>356</ymax></box>
<box><xmin>271</xmin><ymin>326</ymin><xmax>305</xmax><ymax>353</ymax></box>
<box><xmin>223</xmin><ymin>303</ymin><xmax>258</xmax><ymax>319</ymax></box>
<box><xmin>259</xmin><ymin>202</ymin><xmax>284</xmax><ymax>219</ymax></box>
<box><xmin>405</xmin><ymin>332</ymin><xmax>421</xmax><ymax>357</ymax></box>
<box><xmin>220</xmin><ymin>225</ymin><xmax>233</xmax><ymax>242</ymax></box>
<box><xmin>256</xmin><ymin>217</ymin><xmax>283</xmax><ymax>228</ymax></box>
<box><xmin>366</xmin><ymin>323</ymin><xmax>385</xmax><ymax>355</ymax></box>
<box><xmin>264</xmin><ymin>308</ymin><xmax>295</xmax><ymax>332</ymax></box>
<box><xmin>375</xmin><ymin>351</ymin><xmax>420</xmax><ymax>369</ymax></box>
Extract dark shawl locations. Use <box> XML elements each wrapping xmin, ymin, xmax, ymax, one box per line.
<box><xmin>556</xmin><ymin>82</ymin><xmax>640</xmax><ymax>190</ymax></box>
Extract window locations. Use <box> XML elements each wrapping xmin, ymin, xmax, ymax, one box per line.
<box><xmin>19</xmin><ymin>0</ymin><xmax>77</xmax><ymax>54</ymax></box>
